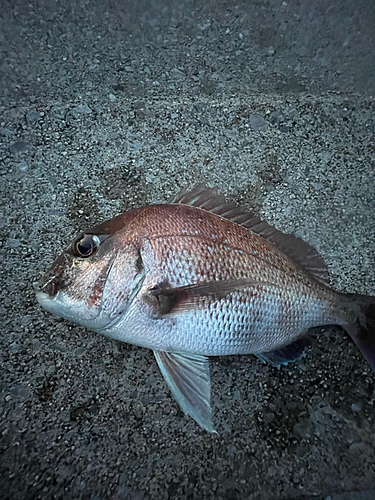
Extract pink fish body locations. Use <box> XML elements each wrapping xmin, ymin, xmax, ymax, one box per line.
<box><xmin>36</xmin><ymin>185</ymin><xmax>375</xmax><ymax>432</ymax></box>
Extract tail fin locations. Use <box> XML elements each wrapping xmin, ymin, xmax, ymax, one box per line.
<box><xmin>343</xmin><ymin>294</ymin><xmax>375</xmax><ymax>371</ymax></box>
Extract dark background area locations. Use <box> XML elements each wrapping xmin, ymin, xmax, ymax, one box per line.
<box><xmin>0</xmin><ymin>1</ymin><xmax>374</xmax><ymax>499</ymax></box>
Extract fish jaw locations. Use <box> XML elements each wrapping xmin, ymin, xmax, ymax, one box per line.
<box><xmin>36</xmin><ymin>288</ymin><xmax>107</xmax><ymax>329</ymax></box>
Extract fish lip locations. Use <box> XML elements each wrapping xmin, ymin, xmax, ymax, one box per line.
<box><xmin>36</xmin><ymin>289</ymin><xmax>104</xmax><ymax>325</ymax></box>
<box><xmin>36</xmin><ymin>289</ymin><xmax>55</xmax><ymax>304</ymax></box>
<box><xmin>35</xmin><ymin>289</ymin><xmax>56</xmax><ymax>311</ymax></box>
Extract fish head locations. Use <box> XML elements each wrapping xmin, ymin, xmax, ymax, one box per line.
<box><xmin>35</xmin><ymin>218</ymin><xmax>144</xmax><ymax>331</ymax></box>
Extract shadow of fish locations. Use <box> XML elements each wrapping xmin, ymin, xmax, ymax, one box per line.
<box><xmin>35</xmin><ymin>185</ymin><xmax>375</xmax><ymax>432</ymax></box>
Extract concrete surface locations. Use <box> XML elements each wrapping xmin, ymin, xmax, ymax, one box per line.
<box><xmin>0</xmin><ymin>1</ymin><xmax>374</xmax><ymax>499</ymax></box>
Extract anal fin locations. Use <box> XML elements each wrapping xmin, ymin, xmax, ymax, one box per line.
<box><xmin>256</xmin><ymin>336</ymin><xmax>311</xmax><ymax>368</ymax></box>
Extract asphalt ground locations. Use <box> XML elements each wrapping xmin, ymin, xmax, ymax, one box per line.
<box><xmin>0</xmin><ymin>1</ymin><xmax>374</xmax><ymax>499</ymax></box>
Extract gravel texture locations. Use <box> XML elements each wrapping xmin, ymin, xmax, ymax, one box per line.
<box><xmin>0</xmin><ymin>1</ymin><xmax>374</xmax><ymax>499</ymax></box>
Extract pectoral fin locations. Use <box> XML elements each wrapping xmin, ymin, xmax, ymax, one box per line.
<box><xmin>153</xmin><ymin>350</ymin><xmax>216</xmax><ymax>433</ymax></box>
<box><xmin>149</xmin><ymin>278</ymin><xmax>272</xmax><ymax>317</ymax></box>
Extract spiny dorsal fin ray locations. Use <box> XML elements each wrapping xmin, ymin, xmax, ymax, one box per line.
<box><xmin>170</xmin><ymin>184</ymin><xmax>329</xmax><ymax>287</ymax></box>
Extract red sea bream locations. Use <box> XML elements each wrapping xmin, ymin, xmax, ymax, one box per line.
<box><xmin>35</xmin><ymin>185</ymin><xmax>375</xmax><ymax>432</ymax></box>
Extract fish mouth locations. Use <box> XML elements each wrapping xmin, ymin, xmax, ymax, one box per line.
<box><xmin>35</xmin><ymin>289</ymin><xmax>52</xmax><ymax>305</ymax></box>
<box><xmin>36</xmin><ymin>272</ymin><xmax>63</xmax><ymax>298</ymax></box>
<box><xmin>36</xmin><ymin>253</ymin><xmax>73</xmax><ymax>298</ymax></box>
<box><xmin>35</xmin><ymin>289</ymin><xmax>61</xmax><ymax>316</ymax></box>
<box><xmin>35</xmin><ymin>287</ymin><xmax>104</xmax><ymax>326</ymax></box>
<box><xmin>34</xmin><ymin>256</ymin><xmax>116</xmax><ymax>327</ymax></box>
<box><xmin>34</xmin><ymin>272</ymin><xmax>71</xmax><ymax>319</ymax></box>
<box><xmin>33</xmin><ymin>282</ymin><xmax>57</xmax><ymax>312</ymax></box>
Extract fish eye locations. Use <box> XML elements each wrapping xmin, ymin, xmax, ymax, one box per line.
<box><xmin>72</xmin><ymin>234</ymin><xmax>100</xmax><ymax>258</ymax></box>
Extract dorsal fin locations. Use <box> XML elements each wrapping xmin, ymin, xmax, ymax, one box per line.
<box><xmin>170</xmin><ymin>184</ymin><xmax>330</xmax><ymax>287</ymax></box>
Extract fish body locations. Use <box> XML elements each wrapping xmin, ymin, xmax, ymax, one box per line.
<box><xmin>36</xmin><ymin>185</ymin><xmax>375</xmax><ymax>432</ymax></box>
<box><xmin>82</xmin><ymin>203</ymin><xmax>339</xmax><ymax>354</ymax></box>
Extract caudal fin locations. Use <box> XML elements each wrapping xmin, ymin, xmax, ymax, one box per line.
<box><xmin>343</xmin><ymin>294</ymin><xmax>375</xmax><ymax>371</ymax></box>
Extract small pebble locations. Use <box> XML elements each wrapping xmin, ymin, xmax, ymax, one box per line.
<box><xmin>293</xmin><ymin>421</ymin><xmax>311</xmax><ymax>438</ymax></box>
<box><xmin>9</xmin><ymin>141</ymin><xmax>31</xmax><ymax>154</ymax></box>
<box><xmin>351</xmin><ymin>402</ymin><xmax>362</xmax><ymax>413</ymax></box>
<box><xmin>147</xmin><ymin>18</ymin><xmax>158</xmax><ymax>28</ymax></box>
<box><xmin>0</xmin><ymin>127</ymin><xmax>12</xmax><ymax>137</ymax></box>
<box><xmin>94</xmin><ymin>104</ymin><xmax>104</xmax><ymax>114</ymax></box>
<box><xmin>7</xmin><ymin>238</ymin><xmax>22</xmax><ymax>248</ymax></box>
<box><xmin>72</xmin><ymin>105</ymin><xmax>92</xmax><ymax>114</ymax></box>
<box><xmin>9</xmin><ymin>342</ymin><xmax>20</xmax><ymax>354</ymax></box>
<box><xmin>349</xmin><ymin>442</ymin><xmax>368</xmax><ymax>453</ymax></box>
<box><xmin>134</xmin><ymin>102</ymin><xmax>154</xmax><ymax>117</ymax></box>
<box><xmin>194</xmin><ymin>102</ymin><xmax>205</xmax><ymax>112</ymax></box>
<box><xmin>264</xmin><ymin>412</ymin><xmax>275</xmax><ymax>424</ymax></box>
<box><xmin>200</xmin><ymin>21</ymin><xmax>211</xmax><ymax>31</ymax></box>
<box><xmin>11</xmin><ymin>385</ymin><xmax>30</xmax><ymax>400</ymax></box>
<box><xmin>249</xmin><ymin>114</ymin><xmax>268</xmax><ymax>131</ymax></box>
<box><xmin>17</xmin><ymin>160</ymin><xmax>28</xmax><ymax>171</ymax></box>
<box><xmin>26</xmin><ymin>110</ymin><xmax>40</xmax><ymax>123</ymax></box>
<box><xmin>171</xmin><ymin>68</ymin><xmax>185</xmax><ymax>79</ymax></box>
<box><xmin>58</xmin><ymin>465</ymin><xmax>73</xmax><ymax>480</ymax></box>
<box><xmin>74</xmin><ymin>347</ymin><xmax>86</xmax><ymax>356</ymax></box>
<box><xmin>21</xmin><ymin>315</ymin><xmax>32</xmax><ymax>326</ymax></box>
<box><xmin>49</xmin><ymin>343</ymin><xmax>67</xmax><ymax>353</ymax></box>
<box><xmin>32</xmin><ymin>339</ymin><xmax>42</xmax><ymax>352</ymax></box>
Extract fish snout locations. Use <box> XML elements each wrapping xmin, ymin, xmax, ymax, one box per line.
<box><xmin>36</xmin><ymin>253</ymin><xmax>73</xmax><ymax>298</ymax></box>
<box><xmin>39</xmin><ymin>274</ymin><xmax>64</xmax><ymax>297</ymax></box>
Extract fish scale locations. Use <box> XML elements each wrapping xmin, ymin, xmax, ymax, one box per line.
<box><xmin>36</xmin><ymin>184</ymin><xmax>375</xmax><ymax>432</ymax></box>
<box><xmin>146</xmin><ymin>233</ymin><xmax>333</xmax><ymax>353</ymax></box>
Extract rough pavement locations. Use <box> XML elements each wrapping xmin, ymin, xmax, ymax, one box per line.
<box><xmin>0</xmin><ymin>1</ymin><xmax>374</xmax><ymax>499</ymax></box>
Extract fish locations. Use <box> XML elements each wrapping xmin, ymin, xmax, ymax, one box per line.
<box><xmin>35</xmin><ymin>184</ymin><xmax>375</xmax><ymax>432</ymax></box>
